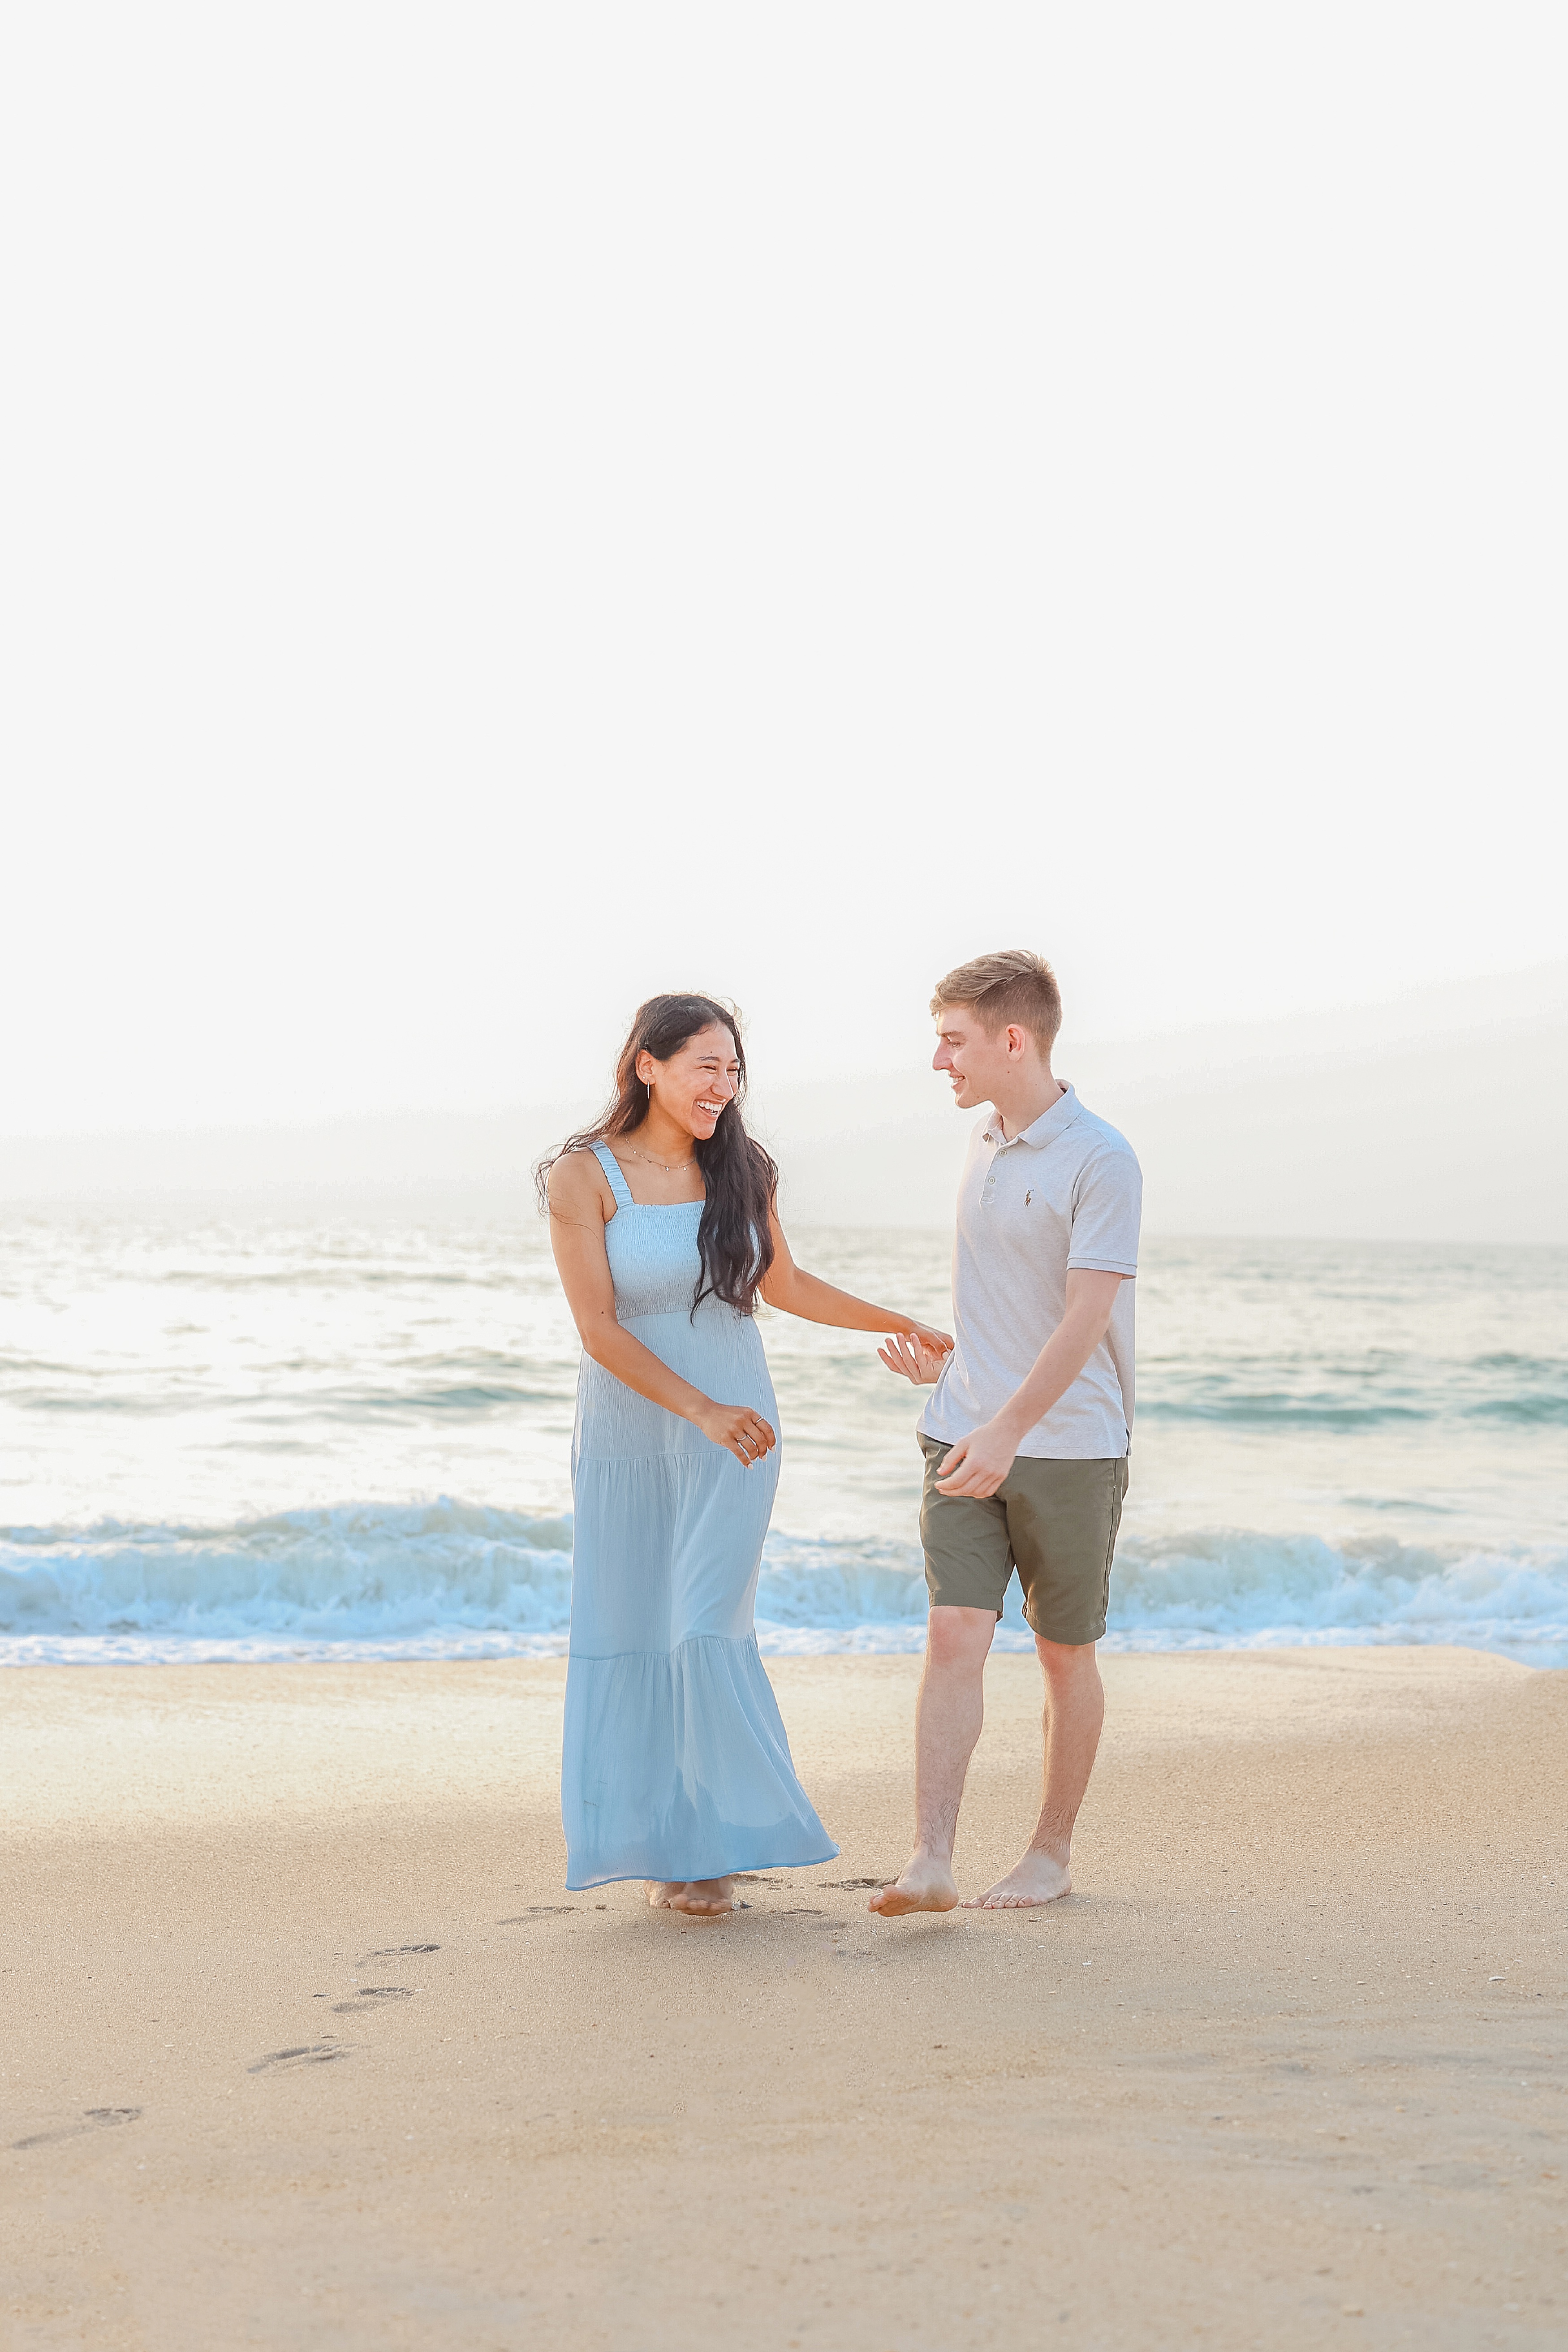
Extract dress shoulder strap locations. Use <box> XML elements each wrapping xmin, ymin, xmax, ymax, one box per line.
<box><xmin>588</xmin><ymin>1140</ymin><xmax>635</xmax><ymax>1210</ymax></box>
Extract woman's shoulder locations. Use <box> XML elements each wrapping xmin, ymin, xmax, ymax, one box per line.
<box><xmin>547</xmin><ymin>1146</ymin><xmax>613</xmax><ymax>1210</ymax></box>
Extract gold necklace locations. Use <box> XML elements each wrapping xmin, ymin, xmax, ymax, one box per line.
<box><xmin>626</xmin><ymin>1146</ymin><xmax>698</xmax><ymax>1174</ymax></box>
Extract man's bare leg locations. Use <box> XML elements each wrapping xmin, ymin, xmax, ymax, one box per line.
<box><xmin>966</xmin><ymin>1637</ymin><xmax>1104</xmax><ymax>1908</ymax></box>
<box><xmin>869</xmin><ymin>1607</ymin><xmax>995</xmax><ymax>1917</ymax></box>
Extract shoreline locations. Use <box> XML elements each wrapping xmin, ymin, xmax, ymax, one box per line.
<box><xmin>5</xmin><ymin>1647</ymin><xmax>1564</xmax><ymax>2348</ymax></box>
<box><xmin>4</xmin><ymin>1632</ymin><xmax>1566</xmax><ymax>1671</ymax></box>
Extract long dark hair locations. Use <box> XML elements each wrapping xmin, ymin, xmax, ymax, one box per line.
<box><xmin>534</xmin><ymin>994</ymin><xmax>778</xmax><ymax>1314</ymax></box>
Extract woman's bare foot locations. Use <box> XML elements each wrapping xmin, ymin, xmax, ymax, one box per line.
<box><xmin>648</xmin><ymin>1877</ymin><xmax>735</xmax><ymax>1916</ymax></box>
<box><xmin>963</xmin><ymin>1848</ymin><xmax>1072</xmax><ymax>1908</ymax></box>
<box><xmin>868</xmin><ymin>1854</ymin><xmax>959</xmax><ymax>1917</ymax></box>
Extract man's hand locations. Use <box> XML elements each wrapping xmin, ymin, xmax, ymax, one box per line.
<box><xmin>877</xmin><ymin>1330</ymin><xmax>952</xmax><ymax>1385</ymax></box>
<box><xmin>933</xmin><ymin>1417</ymin><xmax>1020</xmax><ymax>1498</ymax></box>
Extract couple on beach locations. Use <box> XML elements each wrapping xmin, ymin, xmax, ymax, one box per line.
<box><xmin>541</xmin><ymin>950</ymin><xmax>1141</xmax><ymax>1918</ymax></box>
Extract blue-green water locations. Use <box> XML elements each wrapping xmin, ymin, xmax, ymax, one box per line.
<box><xmin>2</xmin><ymin>1219</ymin><xmax>1564</xmax><ymax>1665</ymax></box>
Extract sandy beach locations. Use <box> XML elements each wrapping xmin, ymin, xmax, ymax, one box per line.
<box><xmin>3</xmin><ymin>1648</ymin><xmax>1564</xmax><ymax>2349</ymax></box>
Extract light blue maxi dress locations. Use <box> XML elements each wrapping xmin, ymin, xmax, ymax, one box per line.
<box><xmin>560</xmin><ymin>1143</ymin><xmax>838</xmax><ymax>1890</ymax></box>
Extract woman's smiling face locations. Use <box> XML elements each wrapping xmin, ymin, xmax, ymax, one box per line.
<box><xmin>637</xmin><ymin>1022</ymin><xmax>740</xmax><ymax>1140</ymax></box>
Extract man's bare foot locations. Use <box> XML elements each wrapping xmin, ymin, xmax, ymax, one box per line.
<box><xmin>663</xmin><ymin>1882</ymin><xmax>738</xmax><ymax>1919</ymax></box>
<box><xmin>964</xmin><ymin>1849</ymin><xmax>1072</xmax><ymax>1908</ymax></box>
<box><xmin>868</xmin><ymin>1856</ymin><xmax>960</xmax><ymax>1917</ymax></box>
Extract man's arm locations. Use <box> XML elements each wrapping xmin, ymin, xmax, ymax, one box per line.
<box><xmin>932</xmin><ymin>1268</ymin><xmax>1126</xmax><ymax>1498</ymax></box>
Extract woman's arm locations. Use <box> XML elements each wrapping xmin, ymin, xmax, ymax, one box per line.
<box><xmin>547</xmin><ymin>1154</ymin><xmax>777</xmax><ymax>1468</ymax></box>
<box><xmin>758</xmin><ymin>1202</ymin><xmax>952</xmax><ymax>1356</ymax></box>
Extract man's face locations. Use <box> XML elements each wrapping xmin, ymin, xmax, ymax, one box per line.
<box><xmin>932</xmin><ymin>1004</ymin><xmax>1014</xmax><ymax>1110</ymax></box>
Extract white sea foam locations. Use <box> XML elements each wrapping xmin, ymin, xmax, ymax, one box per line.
<box><xmin>2</xmin><ymin>1502</ymin><xmax>1564</xmax><ymax>1667</ymax></box>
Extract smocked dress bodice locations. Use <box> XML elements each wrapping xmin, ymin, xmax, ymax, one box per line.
<box><xmin>600</xmin><ymin>1180</ymin><xmax>706</xmax><ymax>1321</ymax></box>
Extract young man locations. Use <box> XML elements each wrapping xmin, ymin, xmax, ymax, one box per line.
<box><xmin>870</xmin><ymin>950</ymin><xmax>1141</xmax><ymax>1915</ymax></box>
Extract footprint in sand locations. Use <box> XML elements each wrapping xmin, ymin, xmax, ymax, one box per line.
<box><xmin>248</xmin><ymin>2043</ymin><xmax>352</xmax><ymax>2074</ymax></box>
<box><xmin>354</xmin><ymin>1943</ymin><xmax>440</xmax><ymax>1966</ymax></box>
<box><xmin>499</xmin><ymin>1908</ymin><xmax>574</xmax><ymax>1924</ymax></box>
<box><xmin>12</xmin><ymin>2106</ymin><xmax>142</xmax><ymax>2150</ymax></box>
<box><xmin>330</xmin><ymin>1987</ymin><xmax>416</xmax><ymax>2015</ymax></box>
<box><xmin>825</xmin><ymin>1878</ymin><xmax>886</xmax><ymax>1889</ymax></box>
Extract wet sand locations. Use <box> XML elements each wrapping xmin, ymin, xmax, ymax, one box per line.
<box><xmin>3</xmin><ymin>1647</ymin><xmax>1564</xmax><ymax>2349</ymax></box>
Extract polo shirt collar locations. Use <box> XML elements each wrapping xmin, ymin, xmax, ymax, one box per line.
<box><xmin>983</xmin><ymin>1083</ymin><xmax>1081</xmax><ymax>1150</ymax></box>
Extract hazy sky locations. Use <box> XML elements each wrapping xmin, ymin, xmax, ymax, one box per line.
<box><xmin>4</xmin><ymin>4</ymin><xmax>1564</xmax><ymax>1136</ymax></box>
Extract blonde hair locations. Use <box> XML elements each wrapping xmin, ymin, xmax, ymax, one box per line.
<box><xmin>930</xmin><ymin>950</ymin><xmax>1062</xmax><ymax>1049</ymax></box>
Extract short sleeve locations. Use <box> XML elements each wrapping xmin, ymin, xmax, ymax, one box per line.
<box><xmin>1067</xmin><ymin>1146</ymin><xmax>1142</xmax><ymax>1275</ymax></box>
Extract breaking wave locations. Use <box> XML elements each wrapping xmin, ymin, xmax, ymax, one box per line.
<box><xmin>2</xmin><ymin>1501</ymin><xmax>1564</xmax><ymax>1667</ymax></box>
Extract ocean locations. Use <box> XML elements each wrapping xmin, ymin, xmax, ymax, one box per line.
<box><xmin>1</xmin><ymin>1215</ymin><xmax>1564</xmax><ymax>1667</ymax></box>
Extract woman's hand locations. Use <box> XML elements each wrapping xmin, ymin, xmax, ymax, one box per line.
<box><xmin>694</xmin><ymin>1400</ymin><xmax>778</xmax><ymax>1467</ymax></box>
<box><xmin>877</xmin><ymin>1331</ymin><xmax>952</xmax><ymax>1385</ymax></box>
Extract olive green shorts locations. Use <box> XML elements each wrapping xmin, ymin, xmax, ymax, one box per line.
<box><xmin>918</xmin><ymin>1434</ymin><xmax>1129</xmax><ymax>1646</ymax></box>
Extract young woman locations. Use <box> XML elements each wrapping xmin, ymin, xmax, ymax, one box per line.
<box><xmin>540</xmin><ymin>993</ymin><xmax>952</xmax><ymax>1917</ymax></box>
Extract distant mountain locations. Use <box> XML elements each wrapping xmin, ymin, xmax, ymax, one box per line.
<box><xmin>3</xmin><ymin>963</ymin><xmax>1564</xmax><ymax>1243</ymax></box>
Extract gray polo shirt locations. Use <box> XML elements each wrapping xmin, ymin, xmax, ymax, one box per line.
<box><xmin>918</xmin><ymin>1084</ymin><xmax>1141</xmax><ymax>1460</ymax></box>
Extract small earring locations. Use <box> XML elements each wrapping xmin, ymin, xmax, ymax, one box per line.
<box><xmin>646</xmin><ymin>1080</ymin><xmax>651</xmax><ymax>1101</ymax></box>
